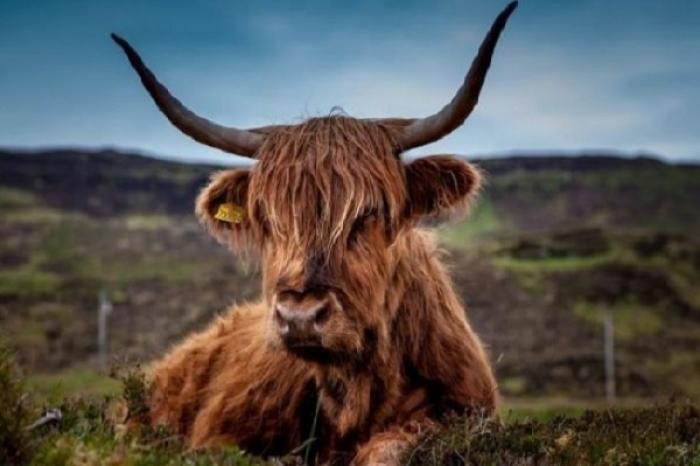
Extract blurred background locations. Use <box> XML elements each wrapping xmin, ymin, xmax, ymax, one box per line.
<box><xmin>1</xmin><ymin>0</ymin><xmax>699</xmax><ymax>415</ymax></box>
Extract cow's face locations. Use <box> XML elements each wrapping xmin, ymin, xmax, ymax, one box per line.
<box><xmin>197</xmin><ymin>117</ymin><xmax>481</xmax><ymax>364</ymax></box>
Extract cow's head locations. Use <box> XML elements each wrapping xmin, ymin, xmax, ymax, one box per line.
<box><xmin>112</xmin><ymin>2</ymin><xmax>516</xmax><ymax>364</ymax></box>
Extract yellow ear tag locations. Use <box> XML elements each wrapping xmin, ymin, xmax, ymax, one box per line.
<box><xmin>214</xmin><ymin>203</ymin><xmax>246</xmax><ymax>224</ymax></box>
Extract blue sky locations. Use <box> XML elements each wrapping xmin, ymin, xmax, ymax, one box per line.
<box><xmin>1</xmin><ymin>0</ymin><xmax>698</xmax><ymax>165</ymax></box>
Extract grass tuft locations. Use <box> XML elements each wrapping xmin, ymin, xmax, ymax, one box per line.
<box><xmin>405</xmin><ymin>404</ymin><xmax>700</xmax><ymax>465</ymax></box>
<box><xmin>117</xmin><ymin>366</ymin><xmax>151</xmax><ymax>426</ymax></box>
<box><xmin>0</xmin><ymin>344</ymin><xmax>32</xmax><ymax>465</ymax></box>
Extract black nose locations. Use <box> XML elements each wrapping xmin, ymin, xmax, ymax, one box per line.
<box><xmin>274</xmin><ymin>297</ymin><xmax>331</xmax><ymax>344</ymax></box>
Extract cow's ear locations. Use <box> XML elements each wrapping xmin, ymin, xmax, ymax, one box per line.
<box><xmin>403</xmin><ymin>155</ymin><xmax>482</xmax><ymax>222</ymax></box>
<box><xmin>195</xmin><ymin>169</ymin><xmax>252</xmax><ymax>252</ymax></box>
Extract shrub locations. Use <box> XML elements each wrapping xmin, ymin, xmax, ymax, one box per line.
<box><xmin>405</xmin><ymin>404</ymin><xmax>700</xmax><ymax>465</ymax></box>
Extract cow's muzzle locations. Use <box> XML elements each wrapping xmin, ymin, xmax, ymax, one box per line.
<box><xmin>274</xmin><ymin>291</ymin><xmax>334</xmax><ymax>347</ymax></box>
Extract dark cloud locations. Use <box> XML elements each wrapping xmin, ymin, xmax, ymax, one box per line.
<box><xmin>0</xmin><ymin>0</ymin><xmax>698</xmax><ymax>163</ymax></box>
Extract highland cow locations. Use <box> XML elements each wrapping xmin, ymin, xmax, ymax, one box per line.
<box><xmin>112</xmin><ymin>2</ymin><xmax>517</xmax><ymax>465</ymax></box>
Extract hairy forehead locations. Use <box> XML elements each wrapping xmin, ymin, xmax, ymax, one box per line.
<box><xmin>253</xmin><ymin>116</ymin><xmax>398</xmax><ymax>166</ymax></box>
<box><xmin>248</xmin><ymin>117</ymin><xmax>407</xmax><ymax>243</ymax></box>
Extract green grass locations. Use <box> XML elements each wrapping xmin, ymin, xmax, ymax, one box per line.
<box><xmin>2</xmin><ymin>202</ymin><xmax>85</xmax><ymax>224</ymax></box>
<box><xmin>0</xmin><ymin>345</ymin><xmax>32</xmax><ymax>465</ymax></box>
<box><xmin>1</xmin><ymin>347</ymin><xmax>698</xmax><ymax>466</ymax></box>
<box><xmin>0</xmin><ymin>213</ymin><xmax>214</xmax><ymax>301</ymax></box>
<box><xmin>499</xmin><ymin>377</ymin><xmax>528</xmax><ymax>397</ymax></box>
<box><xmin>405</xmin><ymin>404</ymin><xmax>700</xmax><ymax>465</ymax></box>
<box><xmin>0</xmin><ymin>186</ymin><xmax>41</xmax><ymax>209</ymax></box>
<box><xmin>439</xmin><ymin>197</ymin><xmax>506</xmax><ymax>247</ymax></box>
<box><xmin>0</xmin><ymin>347</ymin><xmax>275</xmax><ymax>466</ymax></box>
<box><xmin>26</xmin><ymin>369</ymin><xmax>122</xmax><ymax>402</ymax></box>
<box><xmin>102</xmin><ymin>258</ymin><xmax>213</xmax><ymax>284</ymax></box>
<box><xmin>492</xmin><ymin>251</ymin><xmax>615</xmax><ymax>273</ymax></box>
<box><xmin>499</xmin><ymin>397</ymin><xmax>653</xmax><ymax>423</ymax></box>
<box><xmin>500</xmin><ymin>401</ymin><xmax>586</xmax><ymax>423</ymax></box>
<box><xmin>489</xmin><ymin>170</ymin><xmax>575</xmax><ymax>197</ymax></box>
<box><xmin>573</xmin><ymin>299</ymin><xmax>664</xmax><ymax>340</ymax></box>
<box><xmin>646</xmin><ymin>351</ymin><xmax>700</xmax><ymax>399</ymax></box>
<box><xmin>122</xmin><ymin>214</ymin><xmax>175</xmax><ymax>231</ymax></box>
<box><xmin>669</xmin><ymin>267</ymin><xmax>700</xmax><ymax>310</ymax></box>
<box><xmin>0</xmin><ymin>269</ymin><xmax>63</xmax><ymax>299</ymax></box>
<box><xmin>486</xmin><ymin>166</ymin><xmax>700</xmax><ymax>232</ymax></box>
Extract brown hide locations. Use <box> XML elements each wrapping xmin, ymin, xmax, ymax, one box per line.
<box><xmin>151</xmin><ymin>119</ymin><xmax>497</xmax><ymax>464</ymax></box>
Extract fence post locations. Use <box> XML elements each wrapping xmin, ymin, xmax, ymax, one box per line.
<box><xmin>97</xmin><ymin>289</ymin><xmax>113</xmax><ymax>369</ymax></box>
<box><xmin>603</xmin><ymin>307</ymin><xmax>616</xmax><ymax>403</ymax></box>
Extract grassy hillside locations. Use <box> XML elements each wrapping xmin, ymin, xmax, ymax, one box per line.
<box><xmin>3</xmin><ymin>149</ymin><xmax>699</xmax><ymax>231</ymax></box>
<box><xmin>1</xmin><ymin>148</ymin><xmax>699</xmax><ymax>464</ymax></box>
<box><xmin>2</xmin><ymin>149</ymin><xmax>700</xmax><ymax>399</ymax></box>
<box><xmin>2</xmin><ymin>149</ymin><xmax>699</xmax><ymax>400</ymax></box>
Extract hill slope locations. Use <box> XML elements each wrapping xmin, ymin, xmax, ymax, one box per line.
<box><xmin>2</xmin><ymin>149</ymin><xmax>699</xmax><ymax>231</ymax></box>
<box><xmin>1</xmin><ymin>148</ymin><xmax>699</xmax><ymax>401</ymax></box>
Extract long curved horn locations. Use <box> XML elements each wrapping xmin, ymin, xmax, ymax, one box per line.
<box><xmin>111</xmin><ymin>34</ymin><xmax>264</xmax><ymax>157</ymax></box>
<box><xmin>394</xmin><ymin>1</ymin><xmax>517</xmax><ymax>151</ymax></box>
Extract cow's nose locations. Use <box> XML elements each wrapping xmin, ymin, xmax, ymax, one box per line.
<box><xmin>274</xmin><ymin>297</ymin><xmax>330</xmax><ymax>343</ymax></box>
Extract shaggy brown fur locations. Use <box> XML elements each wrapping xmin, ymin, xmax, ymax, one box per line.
<box><xmin>149</xmin><ymin>116</ymin><xmax>497</xmax><ymax>465</ymax></box>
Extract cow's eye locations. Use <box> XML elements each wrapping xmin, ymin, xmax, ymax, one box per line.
<box><xmin>348</xmin><ymin>210</ymin><xmax>377</xmax><ymax>246</ymax></box>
